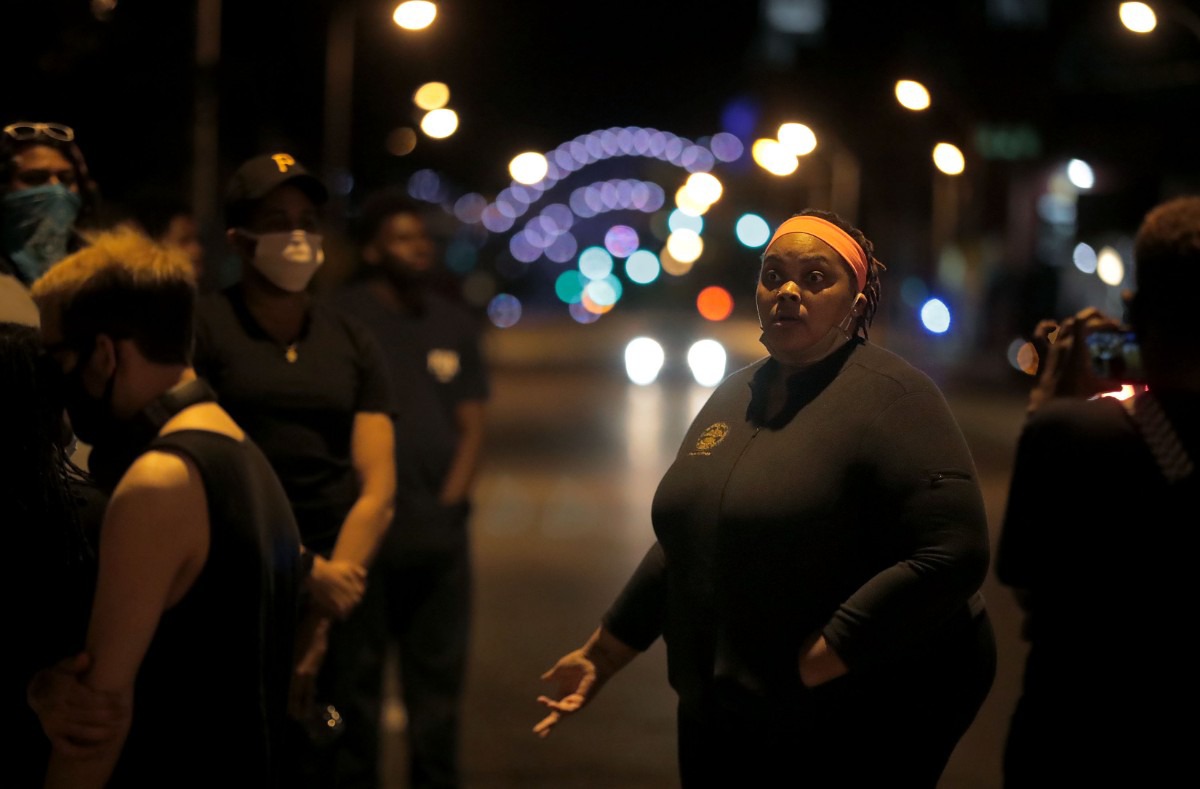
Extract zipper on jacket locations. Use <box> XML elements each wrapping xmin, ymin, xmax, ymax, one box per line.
<box><xmin>929</xmin><ymin>469</ymin><xmax>973</xmax><ymax>487</ymax></box>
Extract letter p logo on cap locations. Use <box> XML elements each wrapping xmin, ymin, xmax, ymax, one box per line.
<box><xmin>271</xmin><ymin>153</ymin><xmax>296</xmax><ymax>173</ymax></box>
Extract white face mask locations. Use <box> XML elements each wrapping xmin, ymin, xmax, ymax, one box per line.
<box><xmin>246</xmin><ymin>230</ymin><xmax>325</xmax><ymax>292</ymax></box>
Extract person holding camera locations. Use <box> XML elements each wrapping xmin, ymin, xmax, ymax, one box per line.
<box><xmin>995</xmin><ymin>195</ymin><xmax>1200</xmax><ymax>787</ymax></box>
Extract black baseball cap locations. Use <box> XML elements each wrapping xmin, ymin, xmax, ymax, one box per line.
<box><xmin>224</xmin><ymin>152</ymin><xmax>329</xmax><ymax>227</ymax></box>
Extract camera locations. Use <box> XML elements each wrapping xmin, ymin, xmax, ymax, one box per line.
<box><xmin>1086</xmin><ymin>329</ymin><xmax>1146</xmax><ymax>384</ymax></box>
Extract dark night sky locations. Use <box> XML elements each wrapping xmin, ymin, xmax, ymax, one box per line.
<box><xmin>4</xmin><ymin>0</ymin><xmax>1200</xmax><ymax>324</ymax></box>
<box><xmin>6</xmin><ymin>1</ymin><xmax>1198</xmax><ymax>212</ymax></box>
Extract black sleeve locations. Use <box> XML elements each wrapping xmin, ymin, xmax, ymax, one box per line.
<box><xmin>822</xmin><ymin>390</ymin><xmax>991</xmax><ymax>671</ymax></box>
<box><xmin>600</xmin><ymin>542</ymin><xmax>667</xmax><ymax>651</ymax></box>
<box><xmin>344</xmin><ymin>314</ymin><xmax>396</xmax><ymax>417</ymax></box>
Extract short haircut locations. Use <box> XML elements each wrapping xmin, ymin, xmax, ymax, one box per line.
<box><xmin>31</xmin><ymin>227</ymin><xmax>197</xmax><ymax>365</ymax></box>
<box><xmin>1134</xmin><ymin>195</ymin><xmax>1200</xmax><ymax>307</ymax></box>
<box><xmin>354</xmin><ymin>188</ymin><xmax>424</xmax><ymax>246</ymax></box>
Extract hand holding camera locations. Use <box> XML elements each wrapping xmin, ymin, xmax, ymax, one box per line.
<box><xmin>1026</xmin><ymin>307</ymin><xmax>1133</xmax><ymax>414</ymax></box>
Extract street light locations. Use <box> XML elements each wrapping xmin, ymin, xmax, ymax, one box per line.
<box><xmin>324</xmin><ymin>2</ymin><xmax>438</xmax><ymax>224</ymax></box>
<box><xmin>1119</xmin><ymin>1</ymin><xmax>1200</xmax><ymax>40</ymax></box>
<box><xmin>1120</xmin><ymin>2</ymin><xmax>1157</xmax><ymax>32</ymax></box>
<box><xmin>931</xmin><ymin>143</ymin><xmax>965</xmax><ymax>265</ymax></box>
<box><xmin>394</xmin><ymin>1</ymin><xmax>437</xmax><ymax>30</ymax></box>
<box><xmin>895</xmin><ymin>79</ymin><xmax>931</xmax><ymax>111</ymax></box>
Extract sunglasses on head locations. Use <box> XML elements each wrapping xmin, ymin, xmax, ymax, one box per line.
<box><xmin>3</xmin><ymin>122</ymin><xmax>76</xmax><ymax>144</ymax></box>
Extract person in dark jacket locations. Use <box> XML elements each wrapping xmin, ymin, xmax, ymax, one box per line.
<box><xmin>536</xmin><ymin>209</ymin><xmax>996</xmax><ymax>788</ymax></box>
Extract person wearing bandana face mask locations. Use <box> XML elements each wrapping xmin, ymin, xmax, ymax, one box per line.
<box><xmin>193</xmin><ymin>153</ymin><xmax>397</xmax><ymax>789</ymax></box>
<box><xmin>0</xmin><ymin>121</ymin><xmax>99</xmax><ymax>327</ymax></box>
<box><xmin>536</xmin><ymin>210</ymin><xmax>996</xmax><ymax>788</ymax></box>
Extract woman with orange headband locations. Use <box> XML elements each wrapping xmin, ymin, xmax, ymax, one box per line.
<box><xmin>535</xmin><ymin>209</ymin><xmax>996</xmax><ymax>787</ymax></box>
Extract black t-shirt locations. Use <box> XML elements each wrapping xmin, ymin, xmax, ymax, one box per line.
<box><xmin>194</xmin><ymin>286</ymin><xmax>394</xmax><ymax>553</ymax></box>
<box><xmin>331</xmin><ymin>279</ymin><xmax>489</xmax><ymax>552</ymax></box>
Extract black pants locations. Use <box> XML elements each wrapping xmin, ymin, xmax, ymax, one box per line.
<box><xmin>677</xmin><ymin>609</ymin><xmax>997</xmax><ymax>788</ymax></box>
<box><xmin>380</xmin><ymin>542</ymin><xmax>472</xmax><ymax>789</ymax></box>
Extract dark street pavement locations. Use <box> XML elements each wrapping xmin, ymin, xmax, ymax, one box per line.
<box><xmin>380</xmin><ymin>314</ymin><xmax>1033</xmax><ymax>788</ymax></box>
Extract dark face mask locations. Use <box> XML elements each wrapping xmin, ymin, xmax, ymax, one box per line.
<box><xmin>61</xmin><ymin>347</ymin><xmax>118</xmax><ymax>450</ymax></box>
<box><xmin>61</xmin><ymin>351</ymin><xmax>137</xmax><ymax>490</ymax></box>
<box><xmin>59</xmin><ymin>341</ymin><xmax>143</xmax><ymax>491</ymax></box>
<box><xmin>65</xmin><ymin>357</ymin><xmax>218</xmax><ymax>492</ymax></box>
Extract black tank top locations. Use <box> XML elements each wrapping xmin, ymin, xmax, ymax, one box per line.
<box><xmin>108</xmin><ymin>430</ymin><xmax>303</xmax><ymax>788</ymax></box>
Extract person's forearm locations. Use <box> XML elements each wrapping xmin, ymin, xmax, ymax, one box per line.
<box><xmin>438</xmin><ymin>431</ymin><xmax>484</xmax><ymax>505</ymax></box>
<box><xmin>330</xmin><ymin>492</ymin><xmax>394</xmax><ymax>568</ymax></box>
<box><xmin>582</xmin><ymin>626</ymin><xmax>640</xmax><ymax>682</ymax></box>
<box><xmin>439</xmin><ymin>402</ymin><xmax>486</xmax><ymax>505</ymax></box>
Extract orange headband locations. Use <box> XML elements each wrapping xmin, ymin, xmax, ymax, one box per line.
<box><xmin>766</xmin><ymin>216</ymin><xmax>869</xmax><ymax>292</ymax></box>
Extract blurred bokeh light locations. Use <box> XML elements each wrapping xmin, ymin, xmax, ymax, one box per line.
<box><xmin>920</xmin><ymin>298</ymin><xmax>951</xmax><ymax>333</ymax></box>
<box><xmin>625</xmin><ymin>337</ymin><xmax>666</xmax><ymax>385</ymax></box>
<box><xmin>1097</xmin><ymin>246</ymin><xmax>1125</xmax><ymax>286</ymax></box>
<box><xmin>625</xmin><ymin>250</ymin><xmax>661</xmax><ymax>284</ymax></box>
<box><xmin>894</xmin><ymin>80</ymin><xmax>931</xmax><ymax>111</ymax></box>
<box><xmin>932</xmin><ymin>143</ymin><xmax>965</xmax><ymax>175</ymax></box>
<box><xmin>752</xmin><ymin>138</ymin><xmax>799</xmax><ymax>175</ymax></box>
<box><xmin>1067</xmin><ymin>158</ymin><xmax>1095</xmax><ymax>190</ymax></box>
<box><xmin>394</xmin><ymin>1</ymin><xmax>437</xmax><ymax>30</ymax></box>
<box><xmin>509</xmin><ymin>152</ymin><xmax>549</xmax><ymax>185</ymax></box>
<box><xmin>421</xmin><ymin>108</ymin><xmax>458</xmax><ymax>138</ymax></box>
<box><xmin>604</xmin><ymin>225</ymin><xmax>640</xmax><ymax>258</ymax></box>
<box><xmin>736</xmin><ymin>214</ymin><xmax>771</xmax><ymax>248</ymax></box>
<box><xmin>413</xmin><ymin>81</ymin><xmax>450</xmax><ymax>110</ymax></box>
<box><xmin>687</xmin><ymin>340</ymin><xmax>727</xmax><ymax>387</ymax></box>
<box><xmin>666</xmin><ymin>229</ymin><xmax>703</xmax><ymax>264</ymax></box>
<box><xmin>579</xmin><ymin>246</ymin><xmax>614</xmax><ymax>280</ymax></box>
<box><xmin>487</xmin><ymin>293</ymin><xmax>522</xmax><ymax>328</ymax></box>
<box><xmin>1119</xmin><ymin>2</ymin><xmax>1157</xmax><ymax>33</ymax></box>
<box><xmin>1073</xmin><ymin>242</ymin><xmax>1098</xmax><ymax>274</ymax></box>
<box><xmin>386</xmin><ymin>127</ymin><xmax>418</xmax><ymax>156</ymax></box>
<box><xmin>777</xmin><ymin>123</ymin><xmax>817</xmax><ymax>156</ymax></box>
<box><xmin>696</xmin><ymin>286</ymin><xmax>734</xmax><ymax>321</ymax></box>
<box><xmin>669</xmin><ymin>209</ymin><xmax>704</xmax><ymax>235</ymax></box>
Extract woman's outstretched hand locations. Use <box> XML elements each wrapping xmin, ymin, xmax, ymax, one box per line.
<box><xmin>534</xmin><ymin>626</ymin><xmax>640</xmax><ymax>739</ymax></box>
<box><xmin>534</xmin><ymin>648</ymin><xmax>599</xmax><ymax>738</ymax></box>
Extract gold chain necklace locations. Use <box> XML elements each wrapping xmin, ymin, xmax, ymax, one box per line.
<box><xmin>285</xmin><ymin>343</ymin><xmax>299</xmax><ymax>363</ymax></box>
